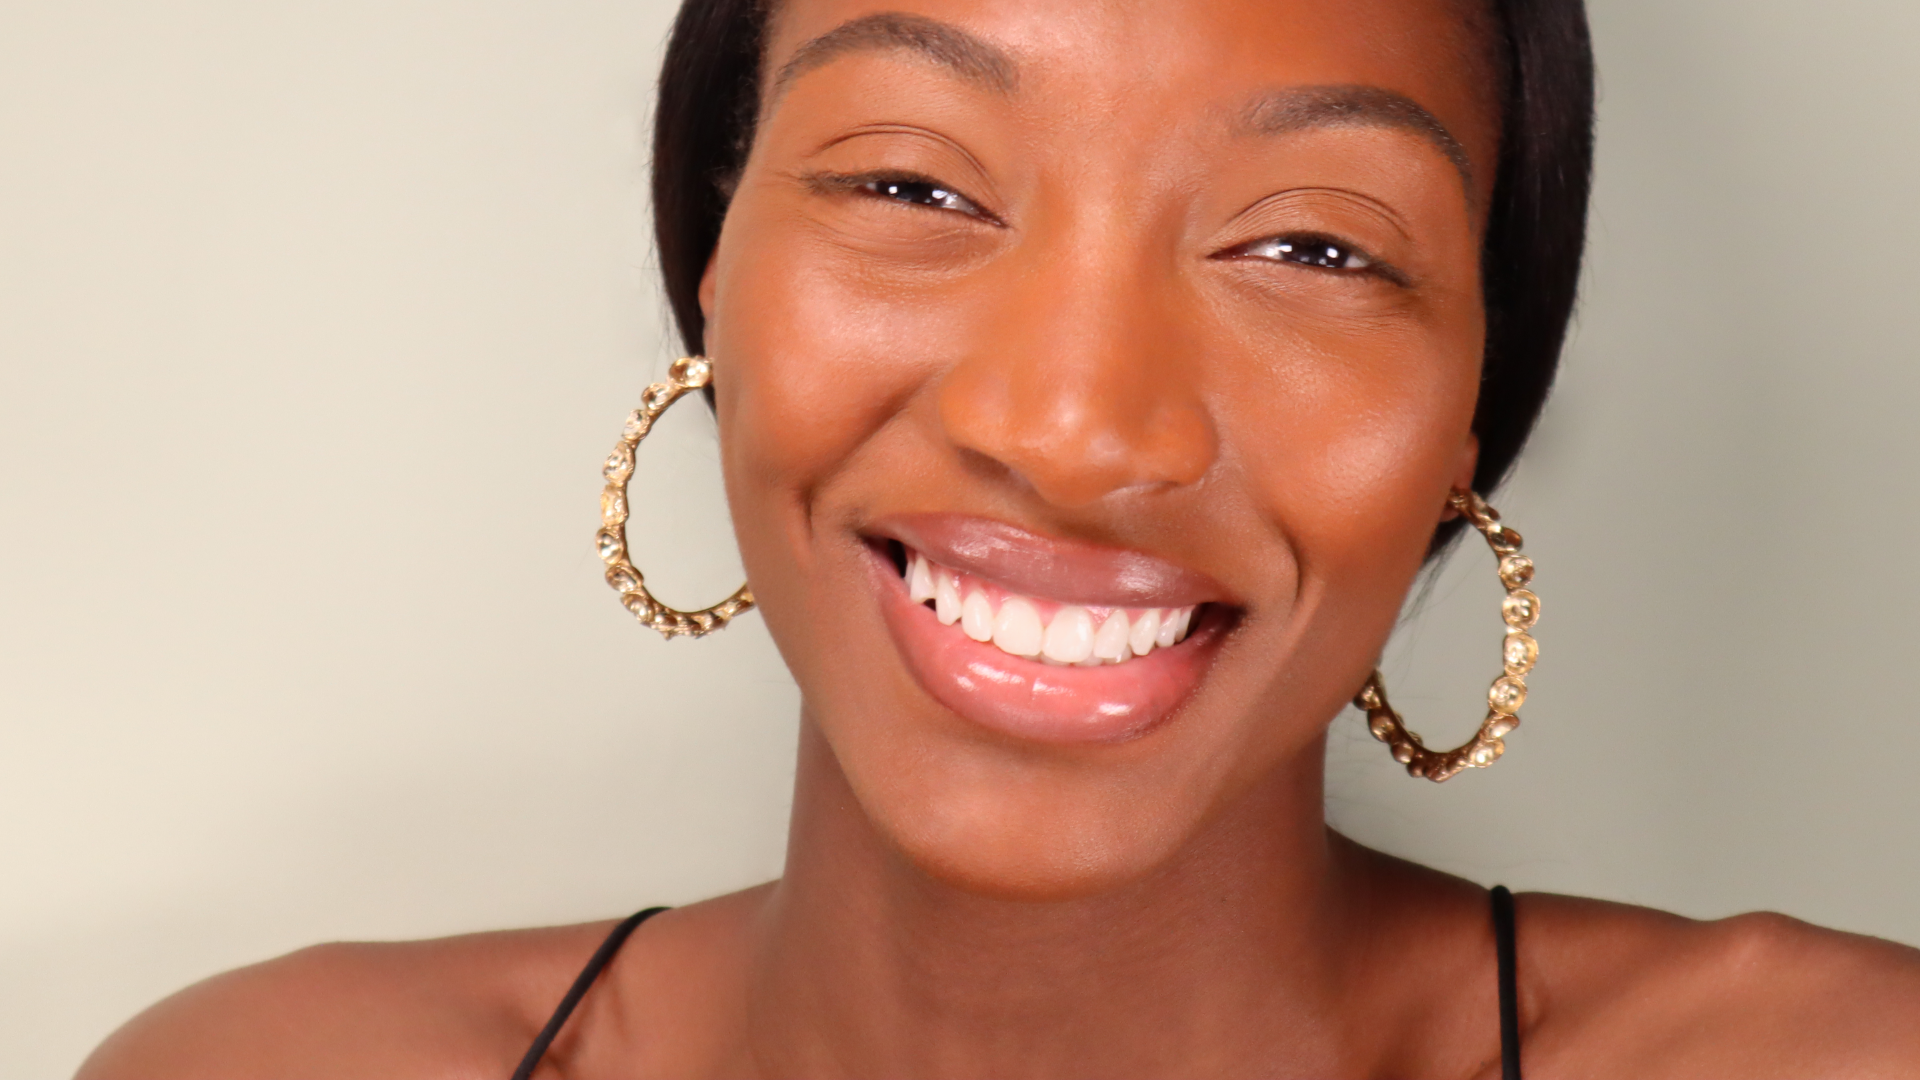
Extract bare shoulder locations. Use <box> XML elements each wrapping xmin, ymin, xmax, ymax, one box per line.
<box><xmin>75</xmin><ymin>917</ymin><xmax>630</xmax><ymax>1080</ymax></box>
<box><xmin>1517</xmin><ymin>891</ymin><xmax>1920</xmax><ymax>1078</ymax></box>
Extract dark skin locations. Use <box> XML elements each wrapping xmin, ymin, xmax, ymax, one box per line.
<box><xmin>81</xmin><ymin>0</ymin><xmax>1920</xmax><ymax>1076</ymax></box>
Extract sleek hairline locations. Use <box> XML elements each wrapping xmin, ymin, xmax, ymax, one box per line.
<box><xmin>772</xmin><ymin>11</ymin><xmax>1018</xmax><ymax>101</ymax></box>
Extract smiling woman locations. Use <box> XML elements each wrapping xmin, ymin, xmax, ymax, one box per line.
<box><xmin>73</xmin><ymin>0</ymin><xmax>1920</xmax><ymax>1078</ymax></box>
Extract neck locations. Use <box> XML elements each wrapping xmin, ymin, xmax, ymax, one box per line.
<box><xmin>745</xmin><ymin>715</ymin><xmax>1390</xmax><ymax>1078</ymax></box>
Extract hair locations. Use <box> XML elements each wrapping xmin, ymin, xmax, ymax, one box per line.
<box><xmin>651</xmin><ymin>0</ymin><xmax>1595</xmax><ymax>543</ymax></box>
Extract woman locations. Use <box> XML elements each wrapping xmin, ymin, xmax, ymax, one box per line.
<box><xmin>80</xmin><ymin>0</ymin><xmax>1920</xmax><ymax>1076</ymax></box>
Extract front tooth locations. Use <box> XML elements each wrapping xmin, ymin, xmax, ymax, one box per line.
<box><xmin>935</xmin><ymin>569</ymin><xmax>962</xmax><ymax>625</ymax></box>
<box><xmin>1130</xmin><ymin>609</ymin><xmax>1161</xmax><ymax>656</ymax></box>
<box><xmin>908</xmin><ymin>553</ymin><xmax>936</xmax><ymax>603</ymax></box>
<box><xmin>1173</xmin><ymin>606</ymin><xmax>1194</xmax><ymax>642</ymax></box>
<box><xmin>1042</xmin><ymin>606</ymin><xmax>1096</xmax><ymax>664</ymax></box>
<box><xmin>961</xmin><ymin>590</ymin><xmax>995</xmax><ymax>642</ymax></box>
<box><xmin>1155</xmin><ymin>609</ymin><xmax>1179</xmax><ymax>648</ymax></box>
<box><xmin>1093</xmin><ymin>611</ymin><xmax>1131</xmax><ymax>662</ymax></box>
<box><xmin>992</xmin><ymin>597</ymin><xmax>1044</xmax><ymax>657</ymax></box>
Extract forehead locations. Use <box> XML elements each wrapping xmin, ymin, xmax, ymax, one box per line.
<box><xmin>761</xmin><ymin>0</ymin><xmax>1501</xmax><ymax>199</ymax></box>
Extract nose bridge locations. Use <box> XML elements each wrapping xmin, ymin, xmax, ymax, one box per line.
<box><xmin>937</xmin><ymin>209</ymin><xmax>1217</xmax><ymax>508</ymax></box>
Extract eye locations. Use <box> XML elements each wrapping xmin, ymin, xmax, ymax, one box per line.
<box><xmin>862</xmin><ymin>175</ymin><xmax>983</xmax><ymax>216</ymax></box>
<box><xmin>1231</xmin><ymin>234</ymin><xmax>1376</xmax><ymax>272</ymax></box>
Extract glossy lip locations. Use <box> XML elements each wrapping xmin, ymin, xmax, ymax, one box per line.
<box><xmin>866</xmin><ymin>515</ymin><xmax>1235</xmax><ymax>744</ymax></box>
<box><xmin>878</xmin><ymin>513</ymin><xmax>1229</xmax><ymax>607</ymax></box>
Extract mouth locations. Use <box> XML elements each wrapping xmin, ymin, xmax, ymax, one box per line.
<box><xmin>903</xmin><ymin>547</ymin><xmax>1200</xmax><ymax>665</ymax></box>
<box><xmin>867</xmin><ymin>515</ymin><xmax>1233</xmax><ymax>744</ymax></box>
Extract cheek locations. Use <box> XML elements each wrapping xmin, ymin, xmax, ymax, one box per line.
<box><xmin>706</xmin><ymin>210</ymin><xmax>981</xmax><ymax>497</ymax></box>
<box><xmin>1247</xmin><ymin>343</ymin><xmax>1473</xmax><ymax>511</ymax></box>
<box><xmin>704</xmin><ymin>201</ymin><xmax>979</xmax><ymax>670</ymax></box>
<box><xmin>1212</xmin><ymin>287</ymin><xmax>1484</xmax><ymax>611</ymax></box>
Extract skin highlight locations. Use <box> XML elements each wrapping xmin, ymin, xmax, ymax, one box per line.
<box><xmin>77</xmin><ymin>1</ymin><xmax>1920</xmax><ymax>1077</ymax></box>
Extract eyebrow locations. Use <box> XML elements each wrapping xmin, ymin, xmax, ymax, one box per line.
<box><xmin>1238</xmin><ymin>85</ymin><xmax>1476</xmax><ymax>194</ymax></box>
<box><xmin>771</xmin><ymin>22</ymin><xmax>1475</xmax><ymax>197</ymax></box>
<box><xmin>1236</xmin><ymin>85</ymin><xmax>1474</xmax><ymax>194</ymax></box>
<box><xmin>771</xmin><ymin>12</ymin><xmax>1018</xmax><ymax>101</ymax></box>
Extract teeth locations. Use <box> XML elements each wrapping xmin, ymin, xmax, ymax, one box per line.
<box><xmin>1155</xmin><ymin>609</ymin><xmax>1180</xmax><ymax>649</ymax></box>
<box><xmin>1130</xmin><ymin>609</ymin><xmax>1161</xmax><ymax>657</ymax></box>
<box><xmin>1042</xmin><ymin>606</ymin><xmax>1096</xmax><ymax>664</ymax></box>
<box><xmin>960</xmin><ymin>589</ymin><xmax>995</xmax><ymax>642</ymax></box>
<box><xmin>935</xmin><ymin>567</ymin><xmax>962</xmax><ymax>625</ymax></box>
<box><xmin>1093</xmin><ymin>611</ymin><xmax>1131</xmax><ymax>663</ymax></box>
<box><xmin>903</xmin><ymin>547</ymin><xmax>1199</xmax><ymax>666</ymax></box>
<box><xmin>992</xmin><ymin>597</ymin><xmax>1045</xmax><ymax>657</ymax></box>
<box><xmin>909</xmin><ymin>553</ymin><xmax>936</xmax><ymax>604</ymax></box>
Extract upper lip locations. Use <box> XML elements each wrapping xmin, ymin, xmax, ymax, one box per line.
<box><xmin>869</xmin><ymin>513</ymin><xmax>1231</xmax><ymax>608</ymax></box>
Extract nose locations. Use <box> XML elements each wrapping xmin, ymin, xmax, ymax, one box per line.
<box><xmin>935</xmin><ymin>249</ymin><xmax>1217</xmax><ymax>509</ymax></box>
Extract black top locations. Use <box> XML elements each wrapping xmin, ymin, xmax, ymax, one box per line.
<box><xmin>512</xmin><ymin>891</ymin><xmax>1523</xmax><ymax>1079</ymax></box>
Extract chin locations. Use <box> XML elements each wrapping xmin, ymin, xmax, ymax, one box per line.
<box><xmin>883</xmin><ymin>791</ymin><xmax>1198</xmax><ymax>904</ymax></box>
<box><xmin>812</xmin><ymin>714</ymin><xmax>1218</xmax><ymax>903</ymax></box>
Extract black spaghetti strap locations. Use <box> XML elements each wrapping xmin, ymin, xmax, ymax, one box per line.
<box><xmin>510</xmin><ymin>907</ymin><xmax>668</xmax><ymax>1080</ymax></box>
<box><xmin>1490</xmin><ymin>885</ymin><xmax>1522</xmax><ymax>1080</ymax></box>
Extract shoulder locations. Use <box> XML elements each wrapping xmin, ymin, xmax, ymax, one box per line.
<box><xmin>1518</xmin><ymin>892</ymin><xmax>1920</xmax><ymax>1078</ymax></box>
<box><xmin>75</xmin><ymin>918</ymin><xmax>625</xmax><ymax>1080</ymax></box>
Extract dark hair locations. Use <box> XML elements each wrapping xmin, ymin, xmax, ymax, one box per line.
<box><xmin>652</xmin><ymin>0</ymin><xmax>1595</xmax><ymax>522</ymax></box>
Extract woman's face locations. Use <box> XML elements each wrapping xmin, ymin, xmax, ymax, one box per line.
<box><xmin>703</xmin><ymin>0</ymin><xmax>1499</xmax><ymax>898</ymax></box>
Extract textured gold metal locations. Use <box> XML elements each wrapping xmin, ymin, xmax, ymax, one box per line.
<box><xmin>596</xmin><ymin>356</ymin><xmax>754</xmax><ymax>640</ymax></box>
<box><xmin>1354</xmin><ymin>489</ymin><xmax>1539</xmax><ymax>782</ymax></box>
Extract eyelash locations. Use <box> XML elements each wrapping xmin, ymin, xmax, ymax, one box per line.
<box><xmin>821</xmin><ymin>171</ymin><xmax>1397</xmax><ymax>282</ymax></box>
<box><xmin>1231</xmin><ymin>234</ymin><xmax>1376</xmax><ymax>274</ymax></box>
<box><xmin>864</xmin><ymin>175</ymin><xmax>982</xmax><ymax>215</ymax></box>
<box><xmin>814</xmin><ymin>170</ymin><xmax>993</xmax><ymax>220</ymax></box>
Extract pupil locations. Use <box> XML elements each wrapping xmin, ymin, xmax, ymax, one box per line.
<box><xmin>882</xmin><ymin>181</ymin><xmax>946</xmax><ymax>205</ymax></box>
<box><xmin>1276</xmin><ymin>240</ymin><xmax>1348</xmax><ymax>269</ymax></box>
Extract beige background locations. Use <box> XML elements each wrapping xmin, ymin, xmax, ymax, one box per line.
<box><xmin>4</xmin><ymin>0</ymin><xmax>1919</xmax><ymax>1074</ymax></box>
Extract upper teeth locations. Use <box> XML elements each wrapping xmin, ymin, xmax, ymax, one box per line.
<box><xmin>905</xmin><ymin>549</ymin><xmax>1197</xmax><ymax>666</ymax></box>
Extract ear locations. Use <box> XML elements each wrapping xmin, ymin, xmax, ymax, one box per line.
<box><xmin>698</xmin><ymin>250</ymin><xmax>719</xmax><ymax>325</ymax></box>
<box><xmin>1444</xmin><ymin>434</ymin><xmax>1480</xmax><ymax>520</ymax></box>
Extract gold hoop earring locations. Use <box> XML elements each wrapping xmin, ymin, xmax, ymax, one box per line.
<box><xmin>595</xmin><ymin>355</ymin><xmax>754</xmax><ymax>640</ymax></box>
<box><xmin>1354</xmin><ymin>488</ymin><xmax>1539</xmax><ymax>782</ymax></box>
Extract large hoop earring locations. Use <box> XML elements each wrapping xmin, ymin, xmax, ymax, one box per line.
<box><xmin>595</xmin><ymin>356</ymin><xmax>754</xmax><ymax>640</ymax></box>
<box><xmin>1354</xmin><ymin>488</ymin><xmax>1539</xmax><ymax>783</ymax></box>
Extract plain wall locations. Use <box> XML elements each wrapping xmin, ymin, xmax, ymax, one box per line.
<box><xmin>5</xmin><ymin>0</ymin><xmax>1920</xmax><ymax>1074</ymax></box>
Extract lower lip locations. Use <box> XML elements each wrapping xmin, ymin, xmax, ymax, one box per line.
<box><xmin>870</xmin><ymin>544</ymin><xmax>1224</xmax><ymax>744</ymax></box>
